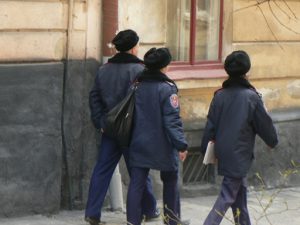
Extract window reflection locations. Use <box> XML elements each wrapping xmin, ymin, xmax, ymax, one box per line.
<box><xmin>166</xmin><ymin>0</ymin><xmax>190</xmax><ymax>61</ymax></box>
<box><xmin>196</xmin><ymin>0</ymin><xmax>220</xmax><ymax>61</ymax></box>
<box><xmin>165</xmin><ymin>0</ymin><xmax>220</xmax><ymax>62</ymax></box>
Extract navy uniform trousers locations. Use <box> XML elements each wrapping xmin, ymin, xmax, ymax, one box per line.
<box><xmin>127</xmin><ymin>167</ymin><xmax>180</xmax><ymax>225</ymax></box>
<box><xmin>204</xmin><ymin>176</ymin><xmax>251</xmax><ymax>225</ymax></box>
<box><xmin>85</xmin><ymin>134</ymin><xmax>157</xmax><ymax>220</ymax></box>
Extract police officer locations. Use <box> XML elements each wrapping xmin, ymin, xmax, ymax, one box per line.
<box><xmin>200</xmin><ymin>50</ymin><xmax>278</xmax><ymax>225</ymax></box>
<box><xmin>126</xmin><ymin>48</ymin><xmax>189</xmax><ymax>225</ymax></box>
<box><xmin>85</xmin><ymin>30</ymin><xmax>159</xmax><ymax>225</ymax></box>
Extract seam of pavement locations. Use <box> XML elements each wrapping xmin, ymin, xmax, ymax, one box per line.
<box><xmin>0</xmin><ymin>187</ymin><xmax>299</xmax><ymax>225</ymax></box>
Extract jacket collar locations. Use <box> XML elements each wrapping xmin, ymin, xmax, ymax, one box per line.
<box><xmin>107</xmin><ymin>52</ymin><xmax>143</xmax><ymax>64</ymax></box>
<box><xmin>138</xmin><ymin>69</ymin><xmax>178</xmax><ymax>90</ymax></box>
<box><xmin>222</xmin><ymin>76</ymin><xmax>261</xmax><ymax>97</ymax></box>
<box><xmin>222</xmin><ymin>76</ymin><xmax>255</xmax><ymax>90</ymax></box>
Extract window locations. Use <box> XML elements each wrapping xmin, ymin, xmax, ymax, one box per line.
<box><xmin>166</xmin><ymin>0</ymin><xmax>223</xmax><ymax>65</ymax></box>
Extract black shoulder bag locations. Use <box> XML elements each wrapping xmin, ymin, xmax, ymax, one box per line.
<box><xmin>104</xmin><ymin>83</ymin><xmax>138</xmax><ymax>147</ymax></box>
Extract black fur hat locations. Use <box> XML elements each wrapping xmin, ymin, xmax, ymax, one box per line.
<box><xmin>112</xmin><ymin>29</ymin><xmax>139</xmax><ymax>52</ymax></box>
<box><xmin>144</xmin><ymin>48</ymin><xmax>172</xmax><ymax>70</ymax></box>
<box><xmin>224</xmin><ymin>50</ymin><xmax>251</xmax><ymax>77</ymax></box>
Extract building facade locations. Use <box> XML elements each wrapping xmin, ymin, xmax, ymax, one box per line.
<box><xmin>0</xmin><ymin>0</ymin><xmax>300</xmax><ymax>216</ymax></box>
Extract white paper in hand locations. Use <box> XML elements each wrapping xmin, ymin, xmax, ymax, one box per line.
<box><xmin>203</xmin><ymin>141</ymin><xmax>216</xmax><ymax>165</ymax></box>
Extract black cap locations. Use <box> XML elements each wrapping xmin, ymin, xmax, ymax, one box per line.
<box><xmin>144</xmin><ymin>48</ymin><xmax>172</xmax><ymax>70</ymax></box>
<box><xmin>224</xmin><ymin>50</ymin><xmax>251</xmax><ymax>77</ymax></box>
<box><xmin>112</xmin><ymin>29</ymin><xmax>139</xmax><ymax>52</ymax></box>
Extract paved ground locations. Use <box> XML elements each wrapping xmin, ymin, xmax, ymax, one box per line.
<box><xmin>1</xmin><ymin>187</ymin><xmax>299</xmax><ymax>225</ymax></box>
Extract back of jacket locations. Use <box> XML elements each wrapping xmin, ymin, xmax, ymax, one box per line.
<box><xmin>130</xmin><ymin>79</ymin><xmax>188</xmax><ymax>171</ymax></box>
<box><xmin>89</xmin><ymin>53</ymin><xmax>144</xmax><ymax>129</ymax></box>
<box><xmin>201</xmin><ymin>86</ymin><xmax>278</xmax><ymax>178</ymax></box>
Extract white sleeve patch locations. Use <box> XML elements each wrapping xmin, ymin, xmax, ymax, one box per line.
<box><xmin>170</xmin><ymin>94</ymin><xmax>179</xmax><ymax>108</ymax></box>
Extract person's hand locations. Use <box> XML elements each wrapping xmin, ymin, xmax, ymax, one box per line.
<box><xmin>179</xmin><ymin>150</ymin><xmax>188</xmax><ymax>162</ymax></box>
<box><xmin>101</xmin><ymin>128</ymin><xmax>104</xmax><ymax>133</ymax></box>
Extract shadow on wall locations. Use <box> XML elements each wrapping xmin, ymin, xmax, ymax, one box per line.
<box><xmin>0</xmin><ymin>59</ymin><xmax>100</xmax><ymax>217</ymax></box>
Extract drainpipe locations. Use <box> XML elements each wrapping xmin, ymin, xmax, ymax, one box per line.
<box><xmin>61</xmin><ymin>0</ymin><xmax>75</xmax><ymax>210</ymax></box>
<box><xmin>102</xmin><ymin>0</ymin><xmax>123</xmax><ymax>212</ymax></box>
<box><xmin>102</xmin><ymin>0</ymin><xmax>118</xmax><ymax>63</ymax></box>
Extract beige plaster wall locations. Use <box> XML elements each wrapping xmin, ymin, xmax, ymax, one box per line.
<box><xmin>118</xmin><ymin>0</ymin><xmax>167</xmax><ymax>58</ymax></box>
<box><xmin>0</xmin><ymin>0</ymin><xmax>102</xmax><ymax>62</ymax></box>
<box><xmin>232</xmin><ymin>0</ymin><xmax>300</xmax><ymax>79</ymax></box>
<box><xmin>0</xmin><ymin>1</ymin><xmax>68</xmax><ymax>30</ymax></box>
<box><xmin>233</xmin><ymin>0</ymin><xmax>300</xmax><ymax>41</ymax></box>
<box><xmin>86</xmin><ymin>0</ymin><xmax>102</xmax><ymax>61</ymax></box>
<box><xmin>232</xmin><ymin>43</ymin><xmax>300</xmax><ymax>78</ymax></box>
<box><xmin>0</xmin><ymin>32</ymin><xmax>66</xmax><ymax>61</ymax></box>
<box><xmin>229</xmin><ymin>0</ymin><xmax>300</xmax><ymax>111</ymax></box>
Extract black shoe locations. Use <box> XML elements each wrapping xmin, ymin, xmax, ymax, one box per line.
<box><xmin>85</xmin><ymin>217</ymin><xmax>106</xmax><ymax>225</ymax></box>
<box><xmin>144</xmin><ymin>208</ymin><xmax>161</xmax><ymax>221</ymax></box>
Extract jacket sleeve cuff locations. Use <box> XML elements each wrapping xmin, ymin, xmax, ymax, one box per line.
<box><xmin>178</xmin><ymin>143</ymin><xmax>188</xmax><ymax>152</ymax></box>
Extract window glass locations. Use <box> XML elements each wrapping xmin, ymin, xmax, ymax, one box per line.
<box><xmin>166</xmin><ymin>0</ymin><xmax>191</xmax><ymax>62</ymax></box>
<box><xmin>165</xmin><ymin>0</ymin><xmax>221</xmax><ymax>62</ymax></box>
<box><xmin>195</xmin><ymin>0</ymin><xmax>220</xmax><ymax>61</ymax></box>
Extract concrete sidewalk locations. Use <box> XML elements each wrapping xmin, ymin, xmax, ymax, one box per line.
<box><xmin>1</xmin><ymin>187</ymin><xmax>299</xmax><ymax>225</ymax></box>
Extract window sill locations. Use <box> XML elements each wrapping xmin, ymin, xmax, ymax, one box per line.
<box><xmin>167</xmin><ymin>65</ymin><xmax>227</xmax><ymax>81</ymax></box>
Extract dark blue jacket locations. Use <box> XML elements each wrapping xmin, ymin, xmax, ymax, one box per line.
<box><xmin>129</xmin><ymin>71</ymin><xmax>188</xmax><ymax>171</ymax></box>
<box><xmin>89</xmin><ymin>53</ymin><xmax>144</xmax><ymax>130</ymax></box>
<box><xmin>200</xmin><ymin>78</ymin><xmax>278</xmax><ymax>178</ymax></box>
